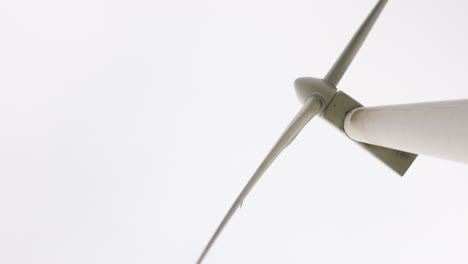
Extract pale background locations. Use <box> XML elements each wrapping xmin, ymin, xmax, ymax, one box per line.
<box><xmin>1</xmin><ymin>0</ymin><xmax>468</xmax><ymax>263</ymax></box>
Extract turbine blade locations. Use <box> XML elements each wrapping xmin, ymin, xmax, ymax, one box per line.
<box><xmin>324</xmin><ymin>0</ymin><xmax>388</xmax><ymax>87</ymax></box>
<box><xmin>197</xmin><ymin>96</ymin><xmax>323</xmax><ymax>263</ymax></box>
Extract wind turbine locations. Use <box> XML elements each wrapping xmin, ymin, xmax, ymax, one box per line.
<box><xmin>197</xmin><ymin>0</ymin><xmax>468</xmax><ymax>262</ymax></box>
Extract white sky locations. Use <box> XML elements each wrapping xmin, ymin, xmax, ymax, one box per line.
<box><xmin>1</xmin><ymin>0</ymin><xmax>468</xmax><ymax>263</ymax></box>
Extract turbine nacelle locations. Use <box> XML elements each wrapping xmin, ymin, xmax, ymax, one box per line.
<box><xmin>295</xmin><ymin>77</ymin><xmax>418</xmax><ymax>176</ymax></box>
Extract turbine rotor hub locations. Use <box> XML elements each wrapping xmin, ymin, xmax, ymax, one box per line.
<box><xmin>294</xmin><ymin>77</ymin><xmax>337</xmax><ymax>114</ymax></box>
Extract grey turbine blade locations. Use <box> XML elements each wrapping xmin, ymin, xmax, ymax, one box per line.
<box><xmin>197</xmin><ymin>96</ymin><xmax>323</xmax><ymax>263</ymax></box>
<box><xmin>324</xmin><ymin>0</ymin><xmax>388</xmax><ymax>87</ymax></box>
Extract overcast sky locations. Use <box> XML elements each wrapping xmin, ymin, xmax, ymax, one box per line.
<box><xmin>1</xmin><ymin>0</ymin><xmax>468</xmax><ymax>263</ymax></box>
